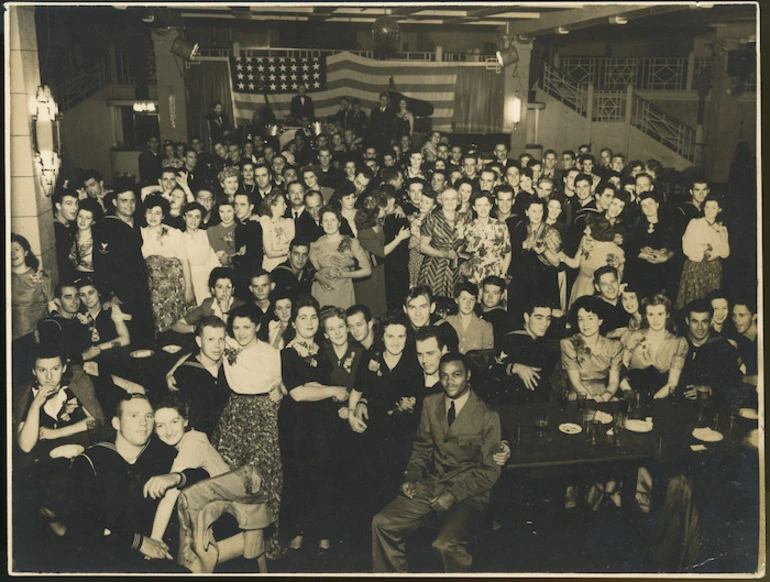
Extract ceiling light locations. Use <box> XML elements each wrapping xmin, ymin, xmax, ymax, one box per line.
<box><xmin>556</xmin><ymin>27</ymin><xmax>570</xmax><ymax>35</ymax></box>
<box><xmin>170</xmin><ymin>36</ymin><xmax>200</xmax><ymax>61</ymax></box>
<box><xmin>609</xmin><ymin>16</ymin><xmax>628</xmax><ymax>24</ymax></box>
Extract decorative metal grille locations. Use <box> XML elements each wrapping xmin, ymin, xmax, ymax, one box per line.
<box><xmin>631</xmin><ymin>95</ymin><xmax>696</xmax><ymax>161</ymax></box>
<box><xmin>542</xmin><ymin>62</ymin><xmax>587</xmax><ymax>116</ymax></box>
<box><xmin>646</xmin><ymin>58</ymin><xmax>686</xmax><ymax>90</ymax></box>
<box><xmin>593</xmin><ymin>91</ymin><xmax>626</xmax><ymax>122</ymax></box>
<box><xmin>602</xmin><ymin>59</ymin><xmax>637</xmax><ymax>90</ymax></box>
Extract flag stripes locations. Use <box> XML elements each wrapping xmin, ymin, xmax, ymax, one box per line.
<box><xmin>230</xmin><ymin>51</ymin><xmax>460</xmax><ymax>132</ymax></box>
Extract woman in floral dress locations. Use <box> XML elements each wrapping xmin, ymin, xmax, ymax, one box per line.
<box><xmin>560</xmin><ymin>295</ymin><xmax>623</xmax><ymax>401</ymax></box>
<box><xmin>675</xmin><ymin>194</ymin><xmax>730</xmax><ymax>309</ymax></box>
<box><xmin>260</xmin><ymin>191</ymin><xmax>295</xmax><ymax>272</ymax></box>
<box><xmin>459</xmin><ymin>191</ymin><xmax>512</xmax><ymax>288</ymax></box>
<box><xmin>418</xmin><ymin>187</ymin><xmax>468</xmax><ymax>298</ymax></box>
<box><xmin>309</xmin><ymin>206</ymin><xmax>371</xmax><ymax>310</ymax></box>
<box><xmin>212</xmin><ymin>304</ymin><xmax>285</xmax><ymax>559</ymax></box>
<box><xmin>278</xmin><ymin>297</ymin><xmax>350</xmax><ymax>554</ymax></box>
<box><xmin>560</xmin><ymin>213</ymin><xmax>625</xmax><ymax>307</ymax></box>
<box><xmin>140</xmin><ymin>195</ymin><xmax>194</xmax><ymax>333</ymax></box>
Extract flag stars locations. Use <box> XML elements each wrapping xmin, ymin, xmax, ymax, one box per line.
<box><xmin>248</xmin><ymin>82</ymin><xmax>255</xmax><ymax>90</ymax></box>
<box><xmin>238</xmin><ymin>82</ymin><xmax>245</xmax><ymax>89</ymax></box>
<box><xmin>246</xmin><ymin>63</ymin><xmax>253</xmax><ymax>71</ymax></box>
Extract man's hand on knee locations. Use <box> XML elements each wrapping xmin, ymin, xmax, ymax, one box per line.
<box><xmin>429</xmin><ymin>491</ymin><xmax>455</xmax><ymax>513</ymax></box>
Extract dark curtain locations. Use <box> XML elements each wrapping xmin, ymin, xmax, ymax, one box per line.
<box><xmin>186</xmin><ymin>60</ymin><xmax>234</xmax><ymax>149</ymax></box>
<box><xmin>453</xmin><ymin>68</ymin><xmax>504</xmax><ymax>134</ymax></box>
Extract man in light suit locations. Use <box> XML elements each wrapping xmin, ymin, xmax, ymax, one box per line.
<box><xmin>372</xmin><ymin>352</ymin><xmax>502</xmax><ymax>573</ymax></box>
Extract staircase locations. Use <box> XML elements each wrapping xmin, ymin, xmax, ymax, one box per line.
<box><xmin>46</xmin><ymin>54</ymin><xmax>112</xmax><ymax>112</ymax></box>
<box><xmin>538</xmin><ymin>62</ymin><xmax>696</xmax><ymax>168</ymax></box>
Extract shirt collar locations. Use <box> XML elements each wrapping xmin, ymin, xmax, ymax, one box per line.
<box><xmin>446</xmin><ymin>390</ymin><xmax>471</xmax><ymax>417</ymax></box>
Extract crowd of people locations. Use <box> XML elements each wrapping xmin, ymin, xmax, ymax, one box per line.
<box><xmin>10</xmin><ymin>90</ymin><xmax>759</xmax><ymax>573</ymax></box>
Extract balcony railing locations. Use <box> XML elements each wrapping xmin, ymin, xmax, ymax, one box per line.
<box><xmin>201</xmin><ymin>46</ymin><xmax>495</xmax><ymax>63</ymax></box>
<box><xmin>558</xmin><ymin>56</ymin><xmax>755</xmax><ymax>93</ymax></box>
<box><xmin>592</xmin><ymin>90</ymin><xmax>626</xmax><ymax>122</ymax></box>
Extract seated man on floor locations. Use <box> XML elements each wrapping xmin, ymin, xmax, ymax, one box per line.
<box><xmin>372</xmin><ymin>352</ymin><xmax>502</xmax><ymax>573</ymax></box>
<box><xmin>62</xmin><ymin>393</ymin><xmax>209</xmax><ymax>572</ymax></box>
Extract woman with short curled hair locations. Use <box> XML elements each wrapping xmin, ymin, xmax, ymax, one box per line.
<box><xmin>308</xmin><ymin>205</ymin><xmax>371</xmax><ymax>310</ymax></box>
<box><xmin>560</xmin><ymin>213</ymin><xmax>625</xmax><ymax>307</ymax></box>
<box><xmin>259</xmin><ymin>191</ymin><xmax>295</xmax><ymax>273</ymax></box>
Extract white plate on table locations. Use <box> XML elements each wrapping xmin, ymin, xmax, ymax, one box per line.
<box><xmin>692</xmin><ymin>427</ymin><xmax>723</xmax><ymax>443</ymax></box>
<box><xmin>130</xmin><ymin>349</ymin><xmax>154</xmax><ymax>359</ymax></box>
<box><xmin>625</xmin><ymin>419</ymin><xmax>653</xmax><ymax>433</ymax></box>
<box><xmin>559</xmin><ymin>422</ymin><xmax>582</xmax><ymax>435</ymax></box>
<box><xmin>162</xmin><ymin>345</ymin><xmax>182</xmax><ymax>354</ymax></box>
<box><xmin>738</xmin><ymin>408</ymin><xmax>758</xmax><ymax>420</ymax></box>
<box><xmin>49</xmin><ymin>444</ymin><xmax>85</xmax><ymax>459</ymax></box>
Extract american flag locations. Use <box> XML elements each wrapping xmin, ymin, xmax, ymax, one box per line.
<box><xmin>230</xmin><ymin>55</ymin><xmax>327</xmax><ymax>94</ymax></box>
<box><xmin>229</xmin><ymin>52</ymin><xmax>458</xmax><ymax>131</ymax></box>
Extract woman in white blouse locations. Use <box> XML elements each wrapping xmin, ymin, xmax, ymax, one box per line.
<box><xmin>140</xmin><ymin>195</ymin><xmax>194</xmax><ymax>333</ymax></box>
<box><xmin>212</xmin><ymin>304</ymin><xmax>285</xmax><ymax>559</ymax></box>
<box><xmin>181</xmin><ymin>202</ymin><xmax>221</xmax><ymax>306</ymax></box>
<box><xmin>259</xmin><ymin>191</ymin><xmax>295</xmax><ymax>272</ymax></box>
<box><xmin>675</xmin><ymin>194</ymin><xmax>729</xmax><ymax>309</ymax></box>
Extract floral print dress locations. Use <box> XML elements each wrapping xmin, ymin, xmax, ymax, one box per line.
<box><xmin>141</xmin><ymin>225</ymin><xmax>190</xmax><ymax>333</ymax></box>
<box><xmin>568</xmin><ymin>237</ymin><xmax>625</xmax><ymax>307</ymax></box>
<box><xmin>460</xmin><ymin>217</ymin><xmax>512</xmax><ymax>288</ymax></box>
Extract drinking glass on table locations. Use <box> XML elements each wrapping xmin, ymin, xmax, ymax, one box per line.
<box><xmin>535</xmin><ymin>413</ymin><xmax>549</xmax><ymax>436</ymax></box>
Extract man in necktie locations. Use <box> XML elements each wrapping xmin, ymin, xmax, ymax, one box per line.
<box><xmin>368</xmin><ymin>92</ymin><xmax>396</xmax><ymax>155</ymax></box>
<box><xmin>372</xmin><ymin>352</ymin><xmax>502</xmax><ymax>573</ymax></box>
<box><xmin>290</xmin><ymin>83</ymin><xmax>315</xmax><ymax>125</ymax></box>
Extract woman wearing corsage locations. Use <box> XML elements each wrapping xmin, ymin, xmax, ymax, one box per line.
<box><xmin>211</xmin><ymin>304</ymin><xmax>285</xmax><ymax>559</ymax></box>
<box><xmin>278</xmin><ymin>297</ymin><xmax>350</xmax><ymax>556</ymax></box>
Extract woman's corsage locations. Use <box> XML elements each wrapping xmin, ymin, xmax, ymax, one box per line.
<box><xmin>223</xmin><ymin>344</ymin><xmax>242</xmax><ymax>366</ymax></box>
<box><xmin>58</xmin><ymin>395</ymin><xmax>79</xmax><ymax>423</ymax></box>
<box><xmin>223</xmin><ymin>231</ymin><xmax>235</xmax><ymax>246</ymax></box>
<box><xmin>337</xmin><ymin>236</ymin><xmax>352</xmax><ymax>254</ymax></box>
<box><xmin>342</xmin><ymin>352</ymin><xmax>356</xmax><ymax>374</ymax></box>
<box><xmin>634</xmin><ymin>334</ymin><xmax>653</xmax><ymax>362</ymax></box>
<box><xmin>581</xmin><ymin>238</ymin><xmax>595</xmax><ymax>260</ymax></box>
<box><xmin>368</xmin><ymin>358</ymin><xmax>383</xmax><ymax>377</ymax></box>
<box><xmin>570</xmin><ymin>335</ymin><xmax>592</xmax><ymax>365</ymax></box>
<box><xmin>606</xmin><ymin>252</ymin><xmax>623</xmax><ymax>269</ymax></box>
<box><xmin>289</xmin><ymin>338</ymin><xmax>319</xmax><ymax>367</ymax></box>
<box><xmin>30</xmin><ymin>269</ymin><xmax>45</xmax><ymax>284</ymax></box>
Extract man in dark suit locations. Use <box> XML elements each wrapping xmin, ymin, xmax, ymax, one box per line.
<box><xmin>372</xmin><ymin>352</ymin><xmax>502</xmax><ymax>573</ymax></box>
<box><xmin>368</xmin><ymin>92</ymin><xmax>396</xmax><ymax>154</ymax></box>
<box><xmin>206</xmin><ymin>102</ymin><xmax>233</xmax><ymax>146</ymax></box>
<box><xmin>290</xmin><ymin>83</ymin><xmax>315</xmax><ymax>125</ymax></box>
<box><xmin>138</xmin><ymin>135</ymin><xmax>162</xmax><ymax>187</ymax></box>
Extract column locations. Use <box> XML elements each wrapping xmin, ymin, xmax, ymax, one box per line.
<box><xmin>152</xmin><ymin>28</ymin><xmax>189</xmax><ymax>143</ymax></box>
<box><xmin>503</xmin><ymin>39</ymin><xmax>533</xmax><ymax>156</ymax></box>
<box><xmin>10</xmin><ymin>5</ymin><xmax>57</xmax><ymax>278</ymax></box>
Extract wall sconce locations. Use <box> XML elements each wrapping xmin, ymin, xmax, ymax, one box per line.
<box><xmin>556</xmin><ymin>27</ymin><xmax>570</xmax><ymax>35</ymax></box>
<box><xmin>505</xmin><ymin>91</ymin><xmax>523</xmax><ymax>132</ymax></box>
<box><xmin>170</xmin><ymin>36</ymin><xmax>200</xmax><ymax>61</ymax></box>
<box><xmin>32</xmin><ymin>85</ymin><xmax>61</xmax><ymax>197</ymax></box>
<box><xmin>609</xmin><ymin>16</ymin><xmax>628</xmax><ymax>25</ymax></box>
<box><xmin>512</xmin><ymin>94</ymin><xmax>522</xmax><ymax>124</ymax></box>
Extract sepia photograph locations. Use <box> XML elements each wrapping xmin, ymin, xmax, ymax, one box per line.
<box><xmin>6</xmin><ymin>1</ymin><xmax>763</xmax><ymax>575</ymax></box>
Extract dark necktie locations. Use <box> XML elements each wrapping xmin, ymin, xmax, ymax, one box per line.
<box><xmin>293</xmin><ymin>210</ymin><xmax>298</xmax><ymax>221</ymax></box>
<box><xmin>448</xmin><ymin>401</ymin><xmax>456</xmax><ymax>427</ymax></box>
